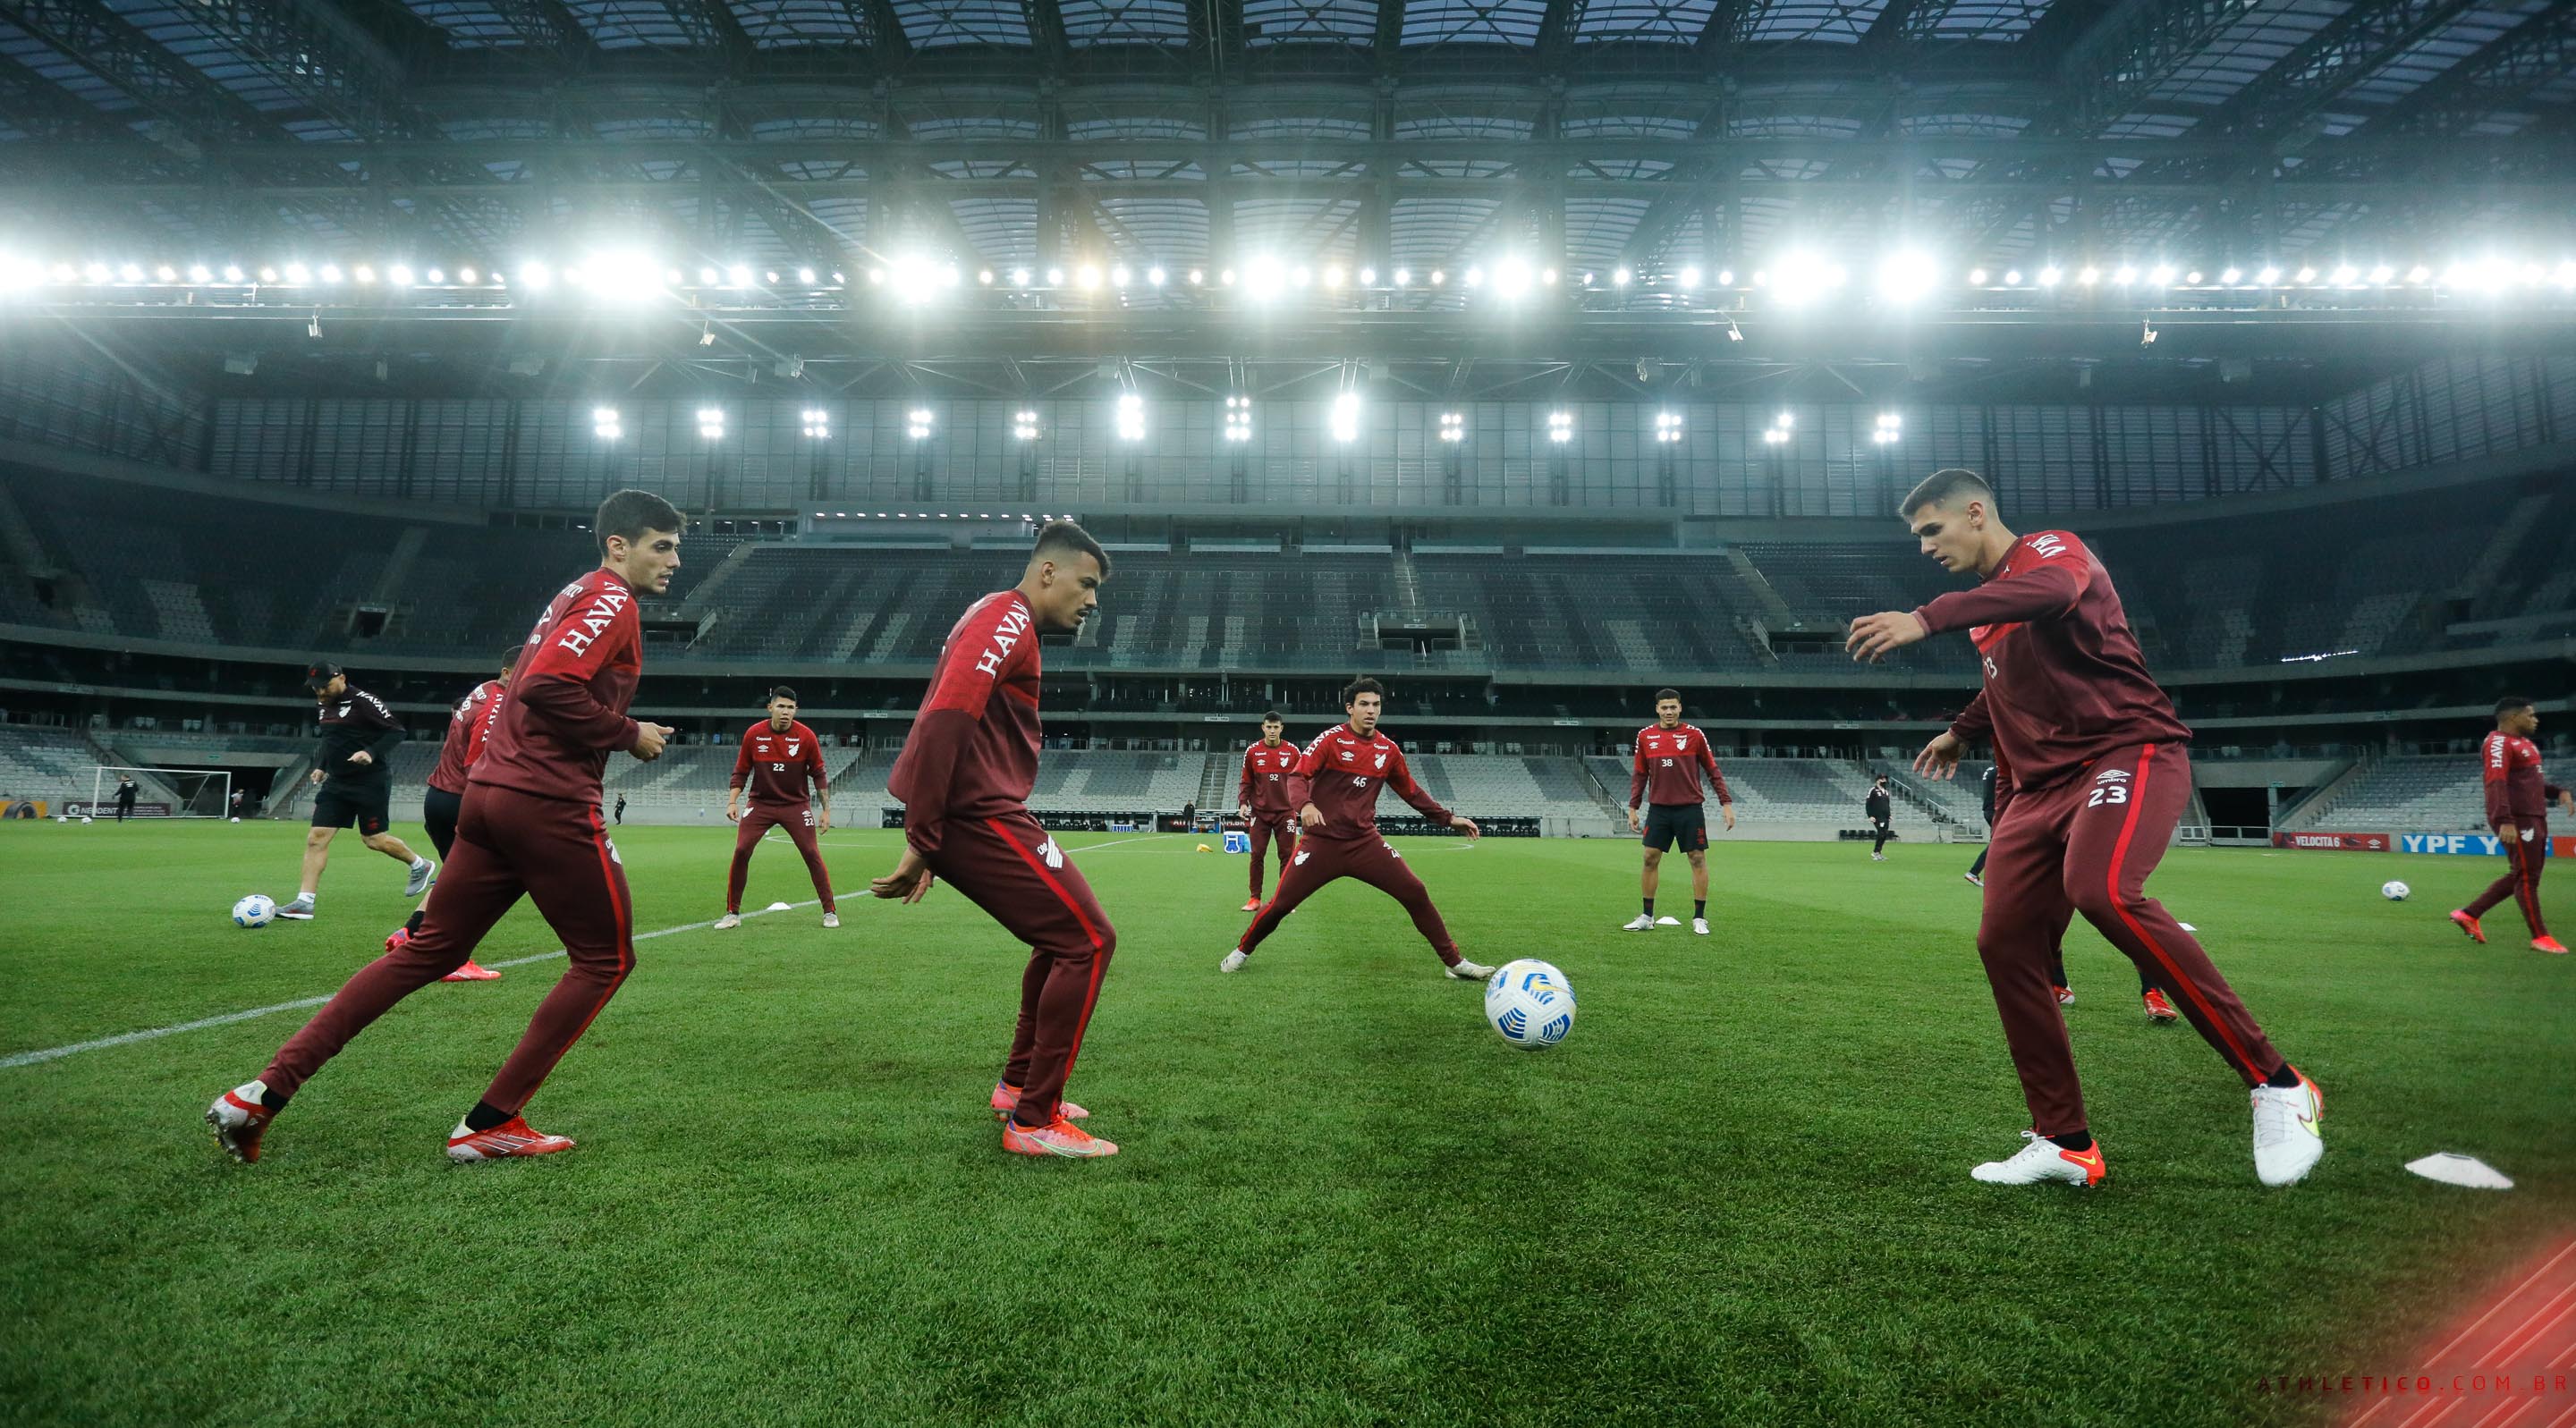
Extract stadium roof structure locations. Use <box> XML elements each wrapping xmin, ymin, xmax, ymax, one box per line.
<box><xmin>2</xmin><ymin>0</ymin><xmax>2574</xmax><ymax>401</ymax></box>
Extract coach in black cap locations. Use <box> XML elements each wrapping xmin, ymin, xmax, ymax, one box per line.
<box><xmin>274</xmin><ymin>662</ymin><xmax>436</xmax><ymax>921</ymax></box>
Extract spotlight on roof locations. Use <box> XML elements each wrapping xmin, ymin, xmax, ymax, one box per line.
<box><xmin>1876</xmin><ymin>249</ymin><xmax>1940</xmax><ymax>304</ymax></box>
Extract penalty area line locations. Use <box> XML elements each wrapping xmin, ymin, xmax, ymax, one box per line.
<box><xmin>0</xmin><ymin>894</ymin><xmax>849</xmax><ymax>1072</ymax></box>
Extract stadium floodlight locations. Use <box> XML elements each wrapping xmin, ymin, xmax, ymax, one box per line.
<box><xmin>352</xmin><ymin>265</ymin><xmax>374</xmax><ymax>283</ymax></box>
<box><xmin>583</xmin><ymin>249</ymin><xmax>662</xmax><ymax>305</ymax></box>
<box><xmin>1357</xmin><ymin>267</ymin><xmax>1375</xmax><ymax>284</ymax></box>
<box><xmin>1010</xmin><ymin>267</ymin><xmax>1031</xmax><ymax>287</ymax></box>
<box><xmin>1110</xmin><ymin>266</ymin><xmax>1131</xmax><ymax>287</ymax></box>
<box><xmin>1873</xmin><ymin>412</ymin><xmax>1902</xmax><ymax>445</ymax></box>
<box><xmin>1761</xmin><ymin>427</ymin><xmax>1788</xmax><ymax>445</ymax></box>
<box><xmin>796</xmin><ymin>266</ymin><xmax>817</xmax><ymax>284</ymax></box>
<box><xmin>459</xmin><ymin>266</ymin><xmax>479</xmax><ymax>284</ymax></box>
<box><xmin>2221</xmin><ymin>266</ymin><xmax>2242</xmax><ymax>284</ymax></box>
<box><xmin>1322</xmin><ymin>266</ymin><xmax>1344</xmax><ymax>289</ymax></box>
<box><xmin>281</xmin><ymin>262</ymin><xmax>310</xmax><ymax>284</ymax></box>
<box><xmin>2076</xmin><ymin>266</ymin><xmax>2099</xmax><ymax>285</ymax></box>
<box><xmin>2112</xmin><ymin>266</ymin><xmax>2138</xmax><ymax>285</ymax></box>
<box><xmin>1186</xmin><ymin>269</ymin><xmax>1204</xmax><ymax>284</ymax></box>
<box><xmin>1077</xmin><ymin>266</ymin><xmax>1101</xmax><ymax>290</ymax></box>
<box><xmin>1611</xmin><ymin>266</ymin><xmax>1631</xmax><ymax>287</ymax></box>
<box><xmin>1330</xmin><ymin>392</ymin><xmax>1362</xmax><ymax>444</ymax></box>
<box><xmin>1013</xmin><ymin>410</ymin><xmax>1040</xmax><ymax>441</ymax></box>
<box><xmin>2148</xmin><ymin>264</ymin><xmax>2175</xmax><ymax>286</ymax></box>
<box><xmin>1653</xmin><ymin>411</ymin><xmax>1682</xmax><ymax>444</ymax></box>
<box><xmin>2004</xmin><ymin>269</ymin><xmax>2024</xmax><ymax>286</ymax></box>
<box><xmin>1438</xmin><ymin>410</ymin><xmax>1466</xmax><ymax>444</ymax></box>
<box><xmin>2331</xmin><ymin>264</ymin><xmax>2359</xmax><ymax>285</ymax></box>
<box><xmin>1224</xmin><ymin>395</ymin><xmax>1253</xmax><ymax>444</ymax></box>
<box><xmin>1876</xmin><ymin>249</ymin><xmax>1940</xmax><ymax>304</ymax></box>
<box><xmin>765</xmin><ymin>270</ymin><xmax>780</xmax><ymax>284</ymax></box>
<box><xmin>1541</xmin><ymin>267</ymin><xmax>1558</xmax><ymax>285</ymax></box>
<box><xmin>2257</xmin><ymin>266</ymin><xmax>2281</xmax><ymax>284</ymax></box>
<box><xmin>1429</xmin><ymin>269</ymin><xmax>1446</xmax><ymax>285</ymax></box>
<box><xmin>697</xmin><ymin>406</ymin><xmax>726</xmax><ymax>440</ymax></box>
<box><xmin>1043</xmin><ymin>267</ymin><xmax>1064</xmax><ymax>286</ymax></box>
<box><xmin>1677</xmin><ymin>266</ymin><xmax>1701</xmax><ymax>290</ymax></box>
<box><xmin>592</xmin><ymin>406</ymin><xmax>623</xmax><ymax>441</ymax></box>
<box><xmin>1968</xmin><ymin>268</ymin><xmax>1989</xmax><ymax>285</ymax></box>
<box><xmin>1148</xmin><ymin>267</ymin><xmax>1166</xmax><ymax>286</ymax></box>
<box><xmin>1291</xmin><ymin>266</ymin><xmax>1312</xmax><ymax>288</ymax></box>
<box><xmin>2038</xmin><ymin>266</ymin><xmax>2063</xmax><ymax>287</ymax></box>
<box><xmin>187</xmin><ymin>264</ymin><xmax>213</xmax><ymax>283</ymax></box>
<box><xmin>1115</xmin><ymin>392</ymin><xmax>1147</xmax><ymax>442</ymax></box>
<box><xmin>697</xmin><ymin>266</ymin><xmax>720</xmax><ymax>285</ymax></box>
<box><xmin>516</xmin><ymin>261</ymin><xmax>549</xmax><ymax>291</ymax></box>
<box><xmin>802</xmin><ymin>408</ymin><xmax>830</xmax><ymax>439</ymax></box>
<box><xmin>257</xmin><ymin>266</ymin><xmax>278</xmax><ymax>283</ymax></box>
<box><xmin>1493</xmin><ymin>258</ymin><xmax>1532</xmax><ymax>298</ymax></box>
<box><xmin>1546</xmin><ymin>410</ymin><xmax>1573</xmax><ymax>444</ymax></box>
<box><xmin>726</xmin><ymin>265</ymin><xmax>752</xmax><ymax>287</ymax></box>
<box><xmin>1770</xmin><ymin>252</ymin><xmax>1843</xmax><ymax>306</ymax></box>
<box><xmin>1393</xmin><ymin>268</ymin><xmax>1411</xmax><ymax>287</ymax></box>
<box><xmin>2407</xmin><ymin>265</ymin><xmax>2432</xmax><ymax>283</ymax></box>
<box><xmin>425</xmin><ymin>267</ymin><xmax>446</xmax><ymax>284</ymax></box>
<box><xmin>906</xmin><ymin>408</ymin><xmax>934</xmax><ymax>440</ymax></box>
<box><xmin>1462</xmin><ymin>266</ymin><xmax>1485</xmax><ymax>288</ymax></box>
<box><xmin>2370</xmin><ymin>264</ymin><xmax>2394</xmax><ymax>284</ymax></box>
<box><xmin>386</xmin><ymin>264</ymin><xmax>414</xmax><ymax>287</ymax></box>
<box><xmin>2555</xmin><ymin>261</ymin><xmax>2576</xmax><ymax>289</ymax></box>
<box><xmin>1242</xmin><ymin>257</ymin><xmax>1282</xmax><ymax>299</ymax></box>
<box><xmin>1218</xmin><ymin>268</ymin><xmax>1236</xmax><ymax>285</ymax></box>
<box><xmin>2183</xmin><ymin>270</ymin><xmax>2200</xmax><ymax>284</ymax></box>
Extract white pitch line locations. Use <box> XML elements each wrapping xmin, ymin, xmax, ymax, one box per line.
<box><xmin>0</xmin><ymin>894</ymin><xmax>844</xmax><ymax>1071</ymax></box>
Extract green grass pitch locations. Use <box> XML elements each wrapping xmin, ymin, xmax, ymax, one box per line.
<box><xmin>1</xmin><ymin>819</ymin><xmax>2568</xmax><ymax>1426</ymax></box>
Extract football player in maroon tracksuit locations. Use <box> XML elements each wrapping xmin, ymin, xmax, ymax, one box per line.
<box><xmin>2450</xmin><ymin>695</ymin><xmax>2572</xmax><ymax>953</ymax></box>
<box><xmin>208</xmin><ymin>490</ymin><xmax>682</xmax><ymax>1165</ymax></box>
<box><xmin>1237</xmin><ymin>711</ymin><xmax>1300</xmax><ymax>911</ymax></box>
<box><xmin>1849</xmin><ymin>469</ymin><xmax>2322</xmax><ymax>1189</ymax></box>
<box><xmin>716</xmin><ymin>686</ymin><xmax>839</xmax><ymax>930</ymax></box>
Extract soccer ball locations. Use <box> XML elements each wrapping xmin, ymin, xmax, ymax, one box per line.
<box><xmin>2381</xmin><ymin>880</ymin><xmax>2411</xmax><ymax>902</ymax></box>
<box><xmin>232</xmin><ymin>894</ymin><xmax>277</xmax><ymax>928</ymax></box>
<box><xmin>79</xmin><ymin>815</ymin><xmax>91</xmax><ymax>824</ymax></box>
<box><xmin>1484</xmin><ymin>959</ymin><xmax>1576</xmax><ymax>1051</ymax></box>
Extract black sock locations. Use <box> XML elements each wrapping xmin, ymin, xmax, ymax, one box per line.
<box><xmin>462</xmin><ymin>1101</ymin><xmax>513</xmax><ymax>1133</ymax></box>
<box><xmin>2264</xmin><ymin>1064</ymin><xmax>2302</xmax><ymax>1089</ymax></box>
<box><xmin>404</xmin><ymin>909</ymin><xmax>425</xmax><ymax>935</ymax></box>
<box><xmin>1693</xmin><ymin>900</ymin><xmax>1707</xmax><ymax>919</ymax></box>
<box><xmin>2051</xmin><ymin>1130</ymin><xmax>2094</xmax><ymax>1153</ymax></box>
<box><xmin>258</xmin><ymin>1086</ymin><xmax>291</xmax><ymax>1111</ymax></box>
<box><xmin>1641</xmin><ymin>898</ymin><xmax>1654</xmax><ymax>917</ymax></box>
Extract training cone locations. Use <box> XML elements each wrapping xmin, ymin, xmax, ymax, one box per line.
<box><xmin>765</xmin><ymin>900</ymin><xmax>792</xmax><ymax>912</ymax></box>
<box><xmin>1196</xmin><ymin>843</ymin><xmax>1212</xmax><ymax>852</ymax></box>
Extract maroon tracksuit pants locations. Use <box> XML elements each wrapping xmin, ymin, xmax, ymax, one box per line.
<box><xmin>1979</xmin><ymin>742</ymin><xmax>2288</xmax><ymax>1137</ymax></box>
<box><xmin>1236</xmin><ymin>832</ymin><xmax>1463</xmax><ymax>967</ymax></box>
<box><xmin>261</xmin><ymin>784</ymin><xmax>634</xmax><ymax>1116</ymax></box>
<box><xmin>927</xmin><ymin>810</ymin><xmax>1115</xmax><ymax>1127</ymax></box>
<box><xmin>1247</xmin><ymin>812</ymin><xmax>1297</xmax><ymax>899</ymax></box>
<box><xmin>727</xmin><ymin>803</ymin><xmax>835</xmax><ymax>913</ymax></box>
<box><xmin>2462</xmin><ymin>823</ymin><xmax>2550</xmax><ymax>938</ymax></box>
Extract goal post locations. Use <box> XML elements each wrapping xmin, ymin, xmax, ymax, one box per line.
<box><xmin>87</xmin><ymin>765</ymin><xmax>232</xmax><ymax>819</ymax></box>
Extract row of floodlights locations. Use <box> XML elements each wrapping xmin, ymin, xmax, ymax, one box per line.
<box><xmin>809</xmin><ymin>511</ymin><xmax>1067</xmax><ymax>521</ymax></box>
<box><xmin>581</xmin><ymin>402</ymin><xmax>1910</xmax><ymax>444</ymax></box>
<box><xmin>16</xmin><ymin>251</ymin><xmax>2573</xmax><ymax>306</ymax></box>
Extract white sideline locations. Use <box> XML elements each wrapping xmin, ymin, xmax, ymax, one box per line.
<box><xmin>0</xmin><ymin>896</ymin><xmax>838</xmax><ymax>1071</ymax></box>
<box><xmin>0</xmin><ymin>832</ymin><xmax>1182</xmax><ymax>1071</ymax></box>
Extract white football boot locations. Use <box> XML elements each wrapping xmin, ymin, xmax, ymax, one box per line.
<box><xmin>1691</xmin><ymin>917</ymin><xmax>1710</xmax><ymax>935</ymax></box>
<box><xmin>403</xmin><ymin>858</ymin><xmax>436</xmax><ymax>898</ymax></box>
<box><xmin>1218</xmin><ymin>950</ymin><xmax>1250</xmax><ymax>973</ymax></box>
<box><xmin>1445</xmin><ymin>959</ymin><xmax>1496</xmax><ymax>982</ymax></box>
<box><xmin>1622</xmin><ymin>914</ymin><xmax>1655</xmax><ymax>932</ymax></box>
<box><xmin>1970</xmin><ymin>1131</ymin><xmax>2106</xmax><ymax>1187</ymax></box>
<box><xmin>821</xmin><ymin>912</ymin><xmax>840</xmax><ymax>928</ymax></box>
<box><xmin>713</xmin><ymin>912</ymin><xmax>741</xmax><ymax>930</ymax></box>
<box><xmin>2250</xmin><ymin>1070</ymin><xmax>2324</xmax><ymax>1187</ymax></box>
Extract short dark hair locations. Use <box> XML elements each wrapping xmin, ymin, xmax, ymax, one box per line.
<box><xmin>499</xmin><ymin>646</ymin><xmax>521</xmax><ymax>674</ymax></box>
<box><xmin>1900</xmin><ymin>469</ymin><xmax>1996</xmax><ymax>519</ymax></box>
<box><xmin>2496</xmin><ymin>695</ymin><xmax>2534</xmax><ymax>718</ymax></box>
<box><xmin>1343</xmin><ymin>676</ymin><xmax>1386</xmax><ymax>706</ymax></box>
<box><xmin>769</xmin><ymin>685</ymin><xmax>799</xmax><ymax>704</ymax></box>
<box><xmin>1033</xmin><ymin>519</ymin><xmax>1110</xmax><ymax>577</ymax></box>
<box><xmin>1261</xmin><ymin>710</ymin><xmax>1284</xmax><ymax>724</ymax></box>
<box><xmin>1654</xmin><ymin>688</ymin><xmax>1681</xmax><ymax>704</ymax></box>
<box><xmin>595</xmin><ymin>488</ymin><xmax>684</xmax><ymax>556</ymax></box>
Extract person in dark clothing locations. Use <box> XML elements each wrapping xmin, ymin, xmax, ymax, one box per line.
<box><xmin>275</xmin><ymin>661</ymin><xmax>436</xmax><ymax>922</ymax></box>
<box><xmin>113</xmin><ymin>778</ymin><xmax>138</xmax><ymax>822</ymax></box>
<box><xmin>1865</xmin><ymin>774</ymin><xmax>1894</xmax><ymax>860</ymax></box>
<box><xmin>1966</xmin><ymin>765</ymin><xmax>1996</xmax><ymax>885</ymax></box>
<box><xmin>614</xmin><ymin>793</ymin><xmax>627</xmax><ymax>824</ymax></box>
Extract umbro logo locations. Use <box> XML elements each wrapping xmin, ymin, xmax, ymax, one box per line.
<box><xmin>1339</xmin><ymin>750</ymin><xmax>1354</xmax><ymax>762</ymax></box>
<box><xmin>2095</xmin><ymin>769</ymin><xmax>2131</xmax><ymax>784</ymax></box>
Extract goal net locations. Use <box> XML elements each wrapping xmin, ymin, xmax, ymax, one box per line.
<box><xmin>87</xmin><ymin>765</ymin><xmax>232</xmax><ymax>819</ymax></box>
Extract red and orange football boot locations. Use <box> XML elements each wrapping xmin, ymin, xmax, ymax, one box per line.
<box><xmin>2536</xmin><ymin>936</ymin><xmax>2569</xmax><ymax>955</ymax></box>
<box><xmin>990</xmin><ymin>1082</ymin><xmax>1088</xmax><ymax>1120</ymax></box>
<box><xmin>2142</xmin><ymin>988</ymin><xmax>2181</xmax><ymax>1023</ymax></box>
<box><xmin>445</xmin><ymin>1116</ymin><xmax>575</xmax><ymax>1162</ymax></box>
<box><xmin>2449</xmin><ymin>909</ymin><xmax>2486</xmax><ymax>944</ymax></box>
<box><xmin>1001</xmin><ymin>1115</ymin><xmax>1118</xmax><ymax>1158</ymax></box>
<box><xmin>206</xmin><ymin>1085</ymin><xmax>277</xmax><ymax>1163</ymax></box>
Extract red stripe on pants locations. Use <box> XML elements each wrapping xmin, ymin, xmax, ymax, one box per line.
<box><xmin>2463</xmin><ymin>830</ymin><xmax>2550</xmax><ymax>937</ymax></box>
<box><xmin>2106</xmin><ymin>745</ymin><xmax>2266</xmax><ymax>1078</ymax></box>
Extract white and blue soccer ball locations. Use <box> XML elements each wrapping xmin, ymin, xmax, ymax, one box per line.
<box><xmin>1485</xmin><ymin>959</ymin><xmax>1575</xmax><ymax>1051</ymax></box>
<box><xmin>232</xmin><ymin>894</ymin><xmax>277</xmax><ymax>928</ymax></box>
<box><xmin>2381</xmin><ymin>880</ymin><xmax>2411</xmax><ymax>902</ymax></box>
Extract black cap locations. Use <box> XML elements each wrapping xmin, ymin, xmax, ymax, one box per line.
<box><xmin>303</xmin><ymin>660</ymin><xmax>344</xmax><ymax>690</ymax></box>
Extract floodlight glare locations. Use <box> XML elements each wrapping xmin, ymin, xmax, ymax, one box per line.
<box><xmin>1612</xmin><ymin>266</ymin><xmax>1631</xmax><ymax>287</ymax></box>
<box><xmin>2258</xmin><ymin>266</ymin><xmax>2280</xmax><ymax>283</ymax></box>
<box><xmin>1148</xmin><ymin>266</ymin><xmax>1166</xmax><ymax>285</ymax></box>
<box><xmin>1968</xmin><ymin>268</ymin><xmax>1989</xmax><ymax>285</ymax></box>
<box><xmin>1330</xmin><ymin>393</ymin><xmax>1361</xmax><ymax>444</ymax></box>
<box><xmin>1070</xmin><ymin>264</ymin><xmax>1096</xmax><ymax>290</ymax></box>
<box><xmin>1393</xmin><ymin>267</ymin><xmax>1411</xmax><ymax>286</ymax></box>
<box><xmin>188</xmin><ymin>264</ymin><xmax>213</xmax><ymax>283</ymax></box>
<box><xmin>425</xmin><ymin>267</ymin><xmax>446</xmax><ymax>284</ymax></box>
<box><xmin>1116</xmin><ymin>392</ymin><xmax>1147</xmax><ymax>442</ymax></box>
<box><xmin>1357</xmin><ymin>267</ymin><xmax>1375</xmax><ymax>284</ymax></box>
<box><xmin>2038</xmin><ymin>266</ymin><xmax>2063</xmax><ymax>287</ymax></box>
<box><xmin>1439</xmin><ymin>410</ymin><xmax>1465</xmax><ymax>444</ymax></box>
<box><xmin>1677</xmin><ymin>266</ymin><xmax>1701</xmax><ymax>290</ymax></box>
<box><xmin>1463</xmin><ymin>266</ymin><xmax>1485</xmax><ymax>288</ymax></box>
<box><xmin>2369</xmin><ymin>265</ymin><xmax>2394</xmax><ymax>283</ymax></box>
<box><xmin>386</xmin><ymin>264</ymin><xmax>413</xmax><ymax>286</ymax></box>
<box><xmin>1110</xmin><ymin>266</ymin><xmax>1131</xmax><ymax>286</ymax></box>
<box><xmin>727</xmin><ymin>265</ymin><xmax>752</xmax><ymax>286</ymax></box>
<box><xmin>2113</xmin><ymin>266</ymin><xmax>2138</xmax><ymax>285</ymax></box>
<box><xmin>1492</xmin><ymin>258</ymin><xmax>1531</xmax><ymax>297</ymax></box>
<box><xmin>2220</xmin><ymin>267</ymin><xmax>2241</xmax><ymax>283</ymax></box>
<box><xmin>2332</xmin><ymin>265</ymin><xmax>2359</xmax><ymax>284</ymax></box>
<box><xmin>1876</xmin><ymin>250</ymin><xmax>1940</xmax><ymax>303</ymax></box>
